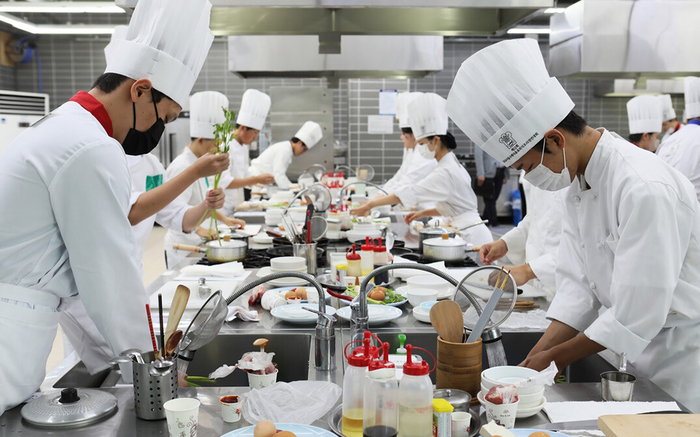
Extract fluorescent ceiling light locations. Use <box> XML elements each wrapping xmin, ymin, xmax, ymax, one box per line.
<box><xmin>0</xmin><ymin>12</ymin><xmax>116</xmax><ymax>34</ymax></box>
<box><xmin>0</xmin><ymin>2</ymin><xmax>123</xmax><ymax>14</ymax></box>
<box><xmin>507</xmin><ymin>27</ymin><xmax>551</xmax><ymax>35</ymax></box>
<box><xmin>544</xmin><ymin>8</ymin><xmax>566</xmax><ymax>14</ymax></box>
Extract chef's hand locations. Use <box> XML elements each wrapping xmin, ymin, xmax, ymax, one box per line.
<box><xmin>225</xmin><ymin>217</ymin><xmax>246</xmax><ymax>229</ymax></box>
<box><xmin>520</xmin><ymin>349</ymin><xmax>558</xmax><ymax>372</ymax></box>
<box><xmin>501</xmin><ymin>263</ymin><xmax>535</xmax><ymax>286</ymax></box>
<box><xmin>194</xmin><ymin>152</ymin><xmax>230</xmax><ymax>178</ymax></box>
<box><xmin>404</xmin><ymin>210</ymin><xmax>425</xmax><ymax>224</ymax></box>
<box><xmin>206</xmin><ymin>188</ymin><xmax>225</xmax><ymax>210</ymax></box>
<box><xmin>351</xmin><ymin>202</ymin><xmax>372</xmax><ymax>217</ymax></box>
<box><xmin>178</xmin><ymin>371</ymin><xmax>189</xmax><ymax>388</ymax></box>
<box><xmin>479</xmin><ymin>239</ymin><xmax>508</xmax><ymax>264</ymax></box>
<box><xmin>195</xmin><ymin>226</ymin><xmax>214</xmax><ymax>239</ymax></box>
<box><xmin>477</xmin><ymin>176</ymin><xmax>485</xmax><ymax>187</ymax></box>
<box><xmin>255</xmin><ymin>173</ymin><xmax>275</xmax><ymax>185</ymax></box>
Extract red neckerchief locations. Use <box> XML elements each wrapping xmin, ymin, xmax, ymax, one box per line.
<box><xmin>69</xmin><ymin>91</ymin><xmax>114</xmax><ymax>137</ymax></box>
<box><xmin>673</xmin><ymin>121</ymin><xmax>682</xmax><ymax>134</ymax></box>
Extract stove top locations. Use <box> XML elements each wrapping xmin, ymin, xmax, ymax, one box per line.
<box><xmin>400</xmin><ymin>252</ymin><xmax>479</xmax><ymax>268</ymax></box>
<box><xmin>196</xmin><ymin>248</ymin><xmax>328</xmax><ymax>269</ymax></box>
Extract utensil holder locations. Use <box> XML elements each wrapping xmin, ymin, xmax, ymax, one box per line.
<box><xmin>436</xmin><ymin>336</ymin><xmax>482</xmax><ymax>404</ymax></box>
<box><xmin>133</xmin><ymin>352</ymin><xmax>178</xmax><ymax>420</ymax></box>
<box><xmin>293</xmin><ymin>242</ymin><xmax>317</xmax><ymax>276</ymax></box>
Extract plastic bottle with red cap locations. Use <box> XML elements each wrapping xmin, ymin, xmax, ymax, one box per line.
<box><xmin>346</xmin><ymin>244</ymin><xmax>362</xmax><ymax>278</ymax></box>
<box><xmin>373</xmin><ymin>238</ymin><xmax>390</xmax><ymax>284</ymax></box>
<box><xmin>363</xmin><ymin>342</ymin><xmax>398</xmax><ymax>437</ymax></box>
<box><xmin>360</xmin><ymin>237</ymin><xmax>375</xmax><ymax>276</ymax></box>
<box><xmin>342</xmin><ymin>332</ymin><xmax>373</xmax><ymax>437</ymax></box>
<box><xmin>398</xmin><ymin>344</ymin><xmax>435</xmax><ymax>437</ymax></box>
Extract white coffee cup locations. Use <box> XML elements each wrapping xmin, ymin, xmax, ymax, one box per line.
<box><xmin>451</xmin><ymin>411</ymin><xmax>472</xmax><ymax>437</ymax></box>
<box><xmin>247</xmin><ymin>370</ymin><xmax>278</xmax><ymax>389</ymax></box>
<box><xmin>220</xmin><ymin>395</ymin><xmax>242</xmax><ymax>423</ymax></box>
<box><xmin>483</xmin><ymin>397</ymin><xmax>519</xmax><ymax>429</ymax></box>
<box><xmin>164</xmin><ymin>398</ymin><xmax>200</xmax><ymax>437</ymax></box>
<box><xmin>261</xmin><ymin>290</ymin><xmax>286</xmax><ymax>310</ymax></box>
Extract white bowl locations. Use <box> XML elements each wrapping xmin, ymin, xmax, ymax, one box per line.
<box><xmin>406</xmin><ymin>275</ymin><xmax>452</xmax><ymax>294</ymax></box>
<box><xmin>252</xmin><ymin>234</ymin><xmax>274</xmax><ymax>244</ymax></box>
<box><xmin>270</xmin><ymin>256</ymin><xmax>306</xmax><ymax>271</ymax></box>
<box><xmin>481</xmin><ymin>366</ymin><xmax>541</xmax><ymax>395</ymax></box>
<box><xmin>372</xmin><ymin>205</ymin><xmax>391</xmax><ymax>216</ymax></box>
<box><xmin>406</xmin><ymin>288</ymin><xmax>439</xmax><ymax>307</ymax></box>
<box><xmin>480</xmin><ymin>385</ymin><xmax>544</xmax><ymax>409</ymax></box>
<box><xmin>353</xmin><ymin>222</ymin><xmax>379</xmax><ymax>232</ymax></box>
<box><xmin>270</xmin><ymin>266</ymin><xmax>307</xmax><ymax>274</ymax></box>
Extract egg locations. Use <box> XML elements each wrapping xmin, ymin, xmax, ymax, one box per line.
<box><xmin>528</xmin><ymin>432</ymin><xmax>551</xmax><ymax>437</ymax></box>
<box><xmin>284</xmin><ymin>290</ymin><xmax>297</xmax><ymax>299</ymax></box>
<box><xmin>295</xmin><ymin>287</ymin><xmax>307</xmax><ymax>299</ymax></box>
<box><xmin>275</xmin><ymin>432</ymin><xmax>297</xmax><ymax>437</ymax></box>
<box><xmin>253</xmin><ymin>420</ymin><xmax>277</xmax><ymax>437</ymax></box>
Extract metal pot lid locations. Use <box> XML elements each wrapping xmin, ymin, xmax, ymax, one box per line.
<box><xmin>21</xmin><ymin>388</ymin><xmax>118</xmax><ymax>428</ymax></box>
<box><xmin>433</xmin><ymin>388</ymin><xmax>472</xmax><ymax>407</ymax></box>
<box><xmin>419</xmin><ymin>226</ymin><xmax>455</xmax><ymax>236</ymax></box>
<box><xmin>423</xmin><ymin>236</ymin><xmax>466</xmax><ymax>247</ymax></box>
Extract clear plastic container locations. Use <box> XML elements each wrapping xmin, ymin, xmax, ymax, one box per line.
<box><xmin>364</xmin><ymin>342</ymin><xmax>398</xmax><ymax>437</ymax></box>
<box><xmin>342</xmin><ymin>332</ymin><xmax>373</xmax><ymax>437</ymax></box>
<box><xmin>360</xmin><ymin>237</ymin><xmax>375</xmax><ymax>276</ymax></box>
<box><xmin>347</xmin><ymin>244</ymin><xmax>362</xmax><ymax>278</ymax></box>
<box><xmin>398</xmin><ymin>345</ymin><xmax>435</xmax><ymax>437</ymax></box>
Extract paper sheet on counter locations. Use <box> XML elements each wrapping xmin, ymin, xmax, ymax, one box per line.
<box><xmin>544</xmin><ymin>401</ymin><xmax>681</xmax><ymax>423</ymax></box>
<box><xmin>175</xmin><ymin>263</ymin><xmax>249</xmax><ymax>281</ymax></box>
<box><xmin>150</xmin><ymin>279</ymin><xmax>244</xmax><ymax>309</ymax></box>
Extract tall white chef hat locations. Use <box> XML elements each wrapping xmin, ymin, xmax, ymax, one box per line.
<box><xmin>446</xmin><ymin>39</ymin><xmax>574</xmax><ymax>166</ymax></box>
<box><xmin>396</xmin><ymin>92</ymin><xmax>423</xmax><ymax>129</ymax></box>
<box><xmin>190</xmin><ymin>91</ymin><xmax>229</xmax><ymax>140</ymax></box>
<box><xmin>684</xmin><ymin>77</ymin><xmax>700</xmax><ymax>120</ymax></box>
<box><xmin>627</xmin><ymin>95</ymin><xmax>662</xmax><ymax>135</ymax></box>
<box><xmin>104</xmin><ymin>0</ymin><xmax>214</xmax><ymax>108</ymax></box>
<box><xmin>236</xmin><ymin>89</ymin><xmax>271</xmax><ymax>130</ymax></box>
<box><xmin>407</xmin><ymin>93</ymin><xmax>448</xmax><ymax>140</ymax></box>
<box><xmin>657</xmin><ymin>94</ymin><xmax>676</xmax><ymax>122</ymax></box>
<box><xmin>294</xmin><ymin>121</ymin><xmax>323</xmax><ymax>149</ymax></box>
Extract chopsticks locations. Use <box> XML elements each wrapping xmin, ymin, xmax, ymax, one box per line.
<box><xmin>145</xmin><ymin>303</ymin><xmax>159</xmax><ymax>359</ymax></box>
<box><xmin>158</xmin><ymin>293</ymin><xmax>164</xmax><ymax>359</ymax></box>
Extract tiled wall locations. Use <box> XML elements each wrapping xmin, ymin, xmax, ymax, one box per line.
<box><xmin>7</xmin><ymin>35</ymin><xmax>687</xmax><ymax>183</ymax></box>
<box><xmin>0</xmin><ymin>65</ymin><xmax>14</xmax><ymax>90</ymax></box>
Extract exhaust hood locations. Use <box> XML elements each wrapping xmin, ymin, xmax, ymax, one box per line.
<box><xmin>228</xmin><ymin>35</ymin><xmax>443</xmax><ymax>80</ymax></box>
<box><xmin>549</xmin><ymin>0</ymin><xmax>700</xmax><ymax>79</ymax></box>
<box><xmin>593</xmin><ymin>78</ymin><xmax>685</xmax><ymax>97</ymax></box>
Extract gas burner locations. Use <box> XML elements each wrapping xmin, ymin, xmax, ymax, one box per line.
<box><xmin>196</xmin><ymin>247</ymin><xmax>327</xmax><ymax>269</ymax></box>
<box><xmin>400</xmin><ymin>252</ymin><xmax>478</xmax><ymax>268</ymax></box>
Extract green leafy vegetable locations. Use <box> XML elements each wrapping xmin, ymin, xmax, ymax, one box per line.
<box><xmin>344</xmin><ymin>284</ymin><xmax>406</xmax><ymax>305</ymax></box>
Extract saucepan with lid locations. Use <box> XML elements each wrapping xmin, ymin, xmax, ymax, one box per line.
<box><xmin>173</xmin><ymin>235</ymin><xmax>247</xmax><ymax>263</ymax></box>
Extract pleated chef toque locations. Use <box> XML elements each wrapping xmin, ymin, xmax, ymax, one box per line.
<box><xmin>446</xmin><ymin>39</ymin><xmax>574</xmax><ymax>166</ymax></box>
<box><xmin>294</xmin><ymin>121</ymin><xmax>323</xmax><ymax>149</ymax></box>
<box><xmin>627</xmin><ymin>95</ymin><xmax>662</xmax><ymax>135</ymax></box>
<box><xmin>685</xmin><ymin>77</ymin><xmax>700</xmax><ymax>120</ymax></box>
<box><xmin>190</xmin><ymin>91</ymin><xmax>229</xmax><ymax>139</ymax></box>
<box><xmin>104</xmin><ymin>0</ymin><xmax>214</xmax><ymax>108</ymax></box>
<box><xmin>407</xmin><ymin>93</ymin><xmax>448</xmax><ymax>140</ymax></box>
<box><xmin>657</xmin><ymin>94</ymin><xmax>676</xmax><ymax>122</ymax></box>
<box><xmin>396</xmin><ymin>92</ymin><xmax>423</xmax><ymax>129</ymax></box>
<box><xmin>236</xmin><ymin>89</ymin><xmax>271</xmax><ymax>130</ymax></box>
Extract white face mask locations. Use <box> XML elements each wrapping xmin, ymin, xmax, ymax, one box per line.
<box><xmin>416</xmin><ymin>141</ymin><xmax>436</xmax><ymax>160</ymax></box>
<box><xmin>523</xmin><ymin>140</ymin><xmax>572</xmax><ymax>192</ymax></box>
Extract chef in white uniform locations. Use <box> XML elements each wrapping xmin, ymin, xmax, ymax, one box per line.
<box><xmin>658</xmin><ymin>77</ymin><xmax>700</xmax><ymax>203</ymax></box>
<box><xmin>447</xmin><ymin>38</ymin><xmax>700</xmax><ymax>412</ymax></box>
<box><xmin>0</xmin><ymin>0</ymin><xmax>214</xmax><ymax>413</ymax></box>
<box><xmin>351</xmin><ymin>93</ymin><xmax>492</xmax><ymax>247</ymax></box>
<box><xmin>248</xmin><ymin>121</ymin><xmax>324</xmax><ymax>189</ymax></box>
<box><xmin>382</xmin><ymin>92</ymin><xmax>437</xmax><ymax>194</ymax></box>
<box><xmin>658</xmin><ymin>94</ymin><xmax>682</xmax><ymax>146</ymax></box>
<box><xmin>626</xmin><ymin>95</ymin><xmax>662</xmax><ymax>152</ymax></box>
<box><xmin>478</xmin><ymin>180</ymin><xmax>564</xmax><ymax>301</ymax></box>
<box><xmin>222</xmin><ymin>89</ymin><xmax>275</xmax><ymax>215</ymax></box>
<box><xmin>164</xmin><ymin>91</ymin><xmax>245</xmax><ymax>268</ymax></box>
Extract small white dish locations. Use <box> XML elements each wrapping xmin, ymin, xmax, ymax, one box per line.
<box><xmin>412</xmin><ymin>306</ymin><xmax>432</xmax><ymax>324</ymax></box>
<box><xmin>252</xmin><ymin>234</ymin><xmax>274</xmax><ymax>244</ymax></box>
<box><xmin>345</xmin><ymin>229</ymin><xmax>383</xmax><ymax>242</ymax></box>
<box><xmin>406</xmin><ymin>288</ymin><xmax>439</xmax><ymax>307</ymax></box>
<box><xmin>481</xmin><ymin>366</ymin><xmax>540</xmax><ymax>394</ymax></box>
<box><xmin>270</xmin><ymin>256</ymin><xmax>306</xmax><ymax>270</ymax></box>
<box><xmin>271</xmin><ymin>303</ymin><xmax>336</xmax><ymax>325</ymax></box>
<box><xmin>257</xmin><ymin>267</ymin><xmax>308</xmax><ymax>286</ymax></box>
<box><xmin>396</xmin><ymin>285</ymin><xmax>453</xmax><ymax>301</ymax></box>
<box><xmin>335</xmin><ymin>304</ymin><xmax>403</xmax><ymax>326</ymax></box>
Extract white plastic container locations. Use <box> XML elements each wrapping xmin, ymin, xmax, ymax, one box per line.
<box><xmin>360</xmin><ymin>237</ymin><xmax>375</xmax><ymax>276</ymax></box>
<box><xmin>398</xmin><ymin>345</ymin><xmax>434</xmax><ymax>437</ymax></box>
<box><xmin>342</xmin><ymin>334</ymin><xmax>372</xmax><ymax>437</ymax></box>
<box><xmin>363</xmin><ymin>342</ymin><xmax>398</xmax><ymax>437</ymax></box>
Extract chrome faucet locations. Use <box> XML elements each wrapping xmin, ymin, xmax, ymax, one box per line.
<box><xmin>337</xmin><ymin>182</ymin><xmax>388</xmax><ymax>208</ymax></box>
<box><xmin>224</xmin><ymin>271</ymin><xmax>336</xmax><ymax>371</ymax></box>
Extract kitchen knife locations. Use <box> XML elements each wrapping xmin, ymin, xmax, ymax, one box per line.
<box><xmin>530</xmin><ymin>420</ymin><xmax>600</xmax><ymax>431</ymax></box>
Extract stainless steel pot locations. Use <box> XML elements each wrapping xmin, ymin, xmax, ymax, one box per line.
<box><xmin>422</xmin><ymin>235</ymin><xmax>469</xmax><ymax>262</ymax></box>
<box><xmin>173</xmin><ymin>238</ymin><xmax>247</xmax><ymax>263</ymax></box>
<box><xmin>418</xmin><ymin>226</ymin><xmax>456</xmax><ymax>252</ymax></box>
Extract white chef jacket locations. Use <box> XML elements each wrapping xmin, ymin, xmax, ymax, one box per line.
<box><xmin>384</xmin><ymin>148</ymin><xmax>438</xmax><ymax>195</ymax></box>
<box><xmin>248</xmin><ymin>140</ymin><xmax>294</xmax><ymax>189</ymax></box>
<box><xmin>657</xmin><ymin>123</ymin><xmax>700</xmax><ymax>202</ymax></box>
<box><xmin>548</xmin><ymin>129</ymin><xmax>700</xmax><ymax>412</ymax></box>
<box><xmin>223</xmin><ymin>138</ymin><xmax>249</xmax><ymax>215</ymax></box>
<box><xmin>383</xmin><ymin>148</ymin><xmax>412</xmax><ymax>193</ymax></box>
<box><xmin>395</xmin><ymin>152</ymin><xmax>492</xmax><ymax>246</ymax></box>
<box><xmin>163</xmin><ymin>147</ymin><xmax>208</xmax><ymax>268</ymax></box>
<box><xmin>0</xmin><ymin>97</ymin><xmax>151</xmax><ymax>413</ymax></box>
<box><xmin>501</xmin><ymin>181</ymin><xmax>564</xmax><ymax>300</ymax></box>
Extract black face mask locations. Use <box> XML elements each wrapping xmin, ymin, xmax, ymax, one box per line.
<box><xmin>121</xmin><ymin>91</ymin><xmax>165</xmax><ymax>156</ymax></box>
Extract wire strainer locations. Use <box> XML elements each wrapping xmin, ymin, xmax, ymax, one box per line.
<box><xmin>176</xmin><ymin>290</ymin><xmax>228</xmax><ymax>375</ymax></box>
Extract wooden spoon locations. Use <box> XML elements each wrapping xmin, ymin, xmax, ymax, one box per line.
<box><xmin>430</xmin><ymin>300</ymin><xmax>464</xmax><ymax>343</ymax></box>
<box><xmin>165</xmin><ymin>330</ymin><xmax>183</xmax><ymax>358</ymax></box>
<box><xmin>164</xmin><ymin>284</ymin><xmax>190</xmax><ymax>345</ymax></box>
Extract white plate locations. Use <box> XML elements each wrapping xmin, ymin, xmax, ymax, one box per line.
<box><xmin>257</xmin><ymin>267</ymin><xmax>309</xmax><ymax>286</ymax></box>
<box><xmin>222</xmin><ymin>423</ymin><xmax>336</xmax><ymax>437</ymax></box>
<box><xmin>271</xmin><ymin>303</ymin><xmax>336</xmax><ymax>325</ymax></box>
<box><xmin>396</xmin><ymin>285</ymin><xmax>453</xmax><ymax>301</ymax></box>
<box><xmin>335</xmin><ymin>304</ymin><xmax>403</xmax><ymax>326</ymax></box>
<box><xmin>412</xmin><ymin>305</ymin><xmax>432</xmax><ymax>323</ymax></box>
<box><xmin>251</xmin><ymin>233</ymin><xmax>274</xmax><ymax>244</ymax></box>
<box><xmin>346</xmin><ymin>229</ymin><xmax>383</xmax><ymax>242</ymax></box>
<box><xmin>477</xmin><ymin>391</ymin><xmax>547</xmax><ymax>419</ymax></box>
<box><xmin>337</xmin><ymin>288</ymin><xmax>408</xmax><ymax>307</ymax></box>
<box><xmin>234</xmin><ymin>224</ymin><xmax>262</xmax><ymax>237</ymax></box>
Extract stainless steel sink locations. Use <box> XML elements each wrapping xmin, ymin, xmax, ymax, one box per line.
<box><xmin>183</xmin><ymin>333</ymin><xmax>312</xmax><ymax>387</ymax></box>
<box><xmin>53</xmin><ymin>362</ymin><xmax>114</xmax><ymax>388</ymax></box>
<box><xmin>368</xmin><ymin>331</ymin><xmax>616</xmax><ymax>383</ymax></box>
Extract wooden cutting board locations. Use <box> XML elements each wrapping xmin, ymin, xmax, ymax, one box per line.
<box><xmin>599</xmin><ymin>414</ymin><xmax>700</xmax><ymax>437</ymax></box>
